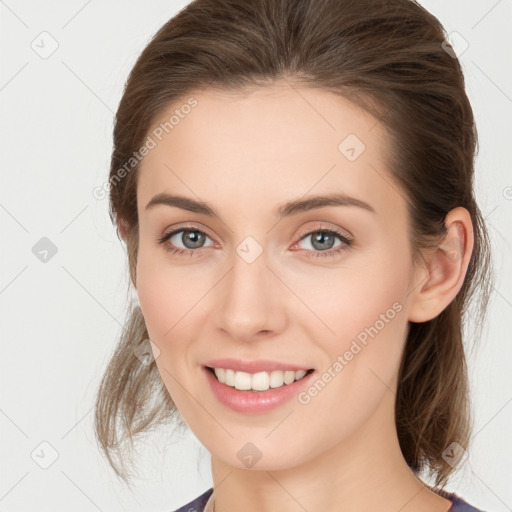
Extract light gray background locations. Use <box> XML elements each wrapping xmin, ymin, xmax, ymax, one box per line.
<box><xmin>1</xmin><ymin>1</ymin><xmax>511</xmax><ymax>511</ymax></box>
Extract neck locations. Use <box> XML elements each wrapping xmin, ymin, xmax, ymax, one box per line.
<box><xmin>209</xmin><ymin>390</ymin><xmax>452</xmax><ymax>512</ymax></box>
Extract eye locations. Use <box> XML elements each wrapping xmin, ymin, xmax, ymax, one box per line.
<box><xmin>157</xmin><ymin>224</ymin><xmax>353</xmax><ymax>259</ymax></box>
<box><xmin>292</xmin><ymin>225</ymin><xmax>353</xmax><ymax>259</ymax></box>
<box><xmin>157</xmin><ymin>226</ymin><xmax>215</xmax><ymax>256</ymax></box>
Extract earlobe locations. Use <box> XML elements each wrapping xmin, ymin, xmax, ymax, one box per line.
<box><xmin>408</xmin><ymin>207</ymin><xmax>474</xmax><ymax>323</ymax></box>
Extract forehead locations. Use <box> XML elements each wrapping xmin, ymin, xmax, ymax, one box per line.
<box><xmin>136</xmin><ymin>83</ymin><xmax>400</xmax><ymax>220</ymax></box>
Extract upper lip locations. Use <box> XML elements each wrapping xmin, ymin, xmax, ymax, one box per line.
<box><xmin>203</xmin><ymin>358</ymin><xmax>313</xmax><ymax>373</ymax></box>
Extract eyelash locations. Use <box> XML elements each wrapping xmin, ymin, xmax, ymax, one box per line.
<box><xmin>157</xmin><ymin>225</ymin><xmax>353</xmax><ymax>260</ymax></box>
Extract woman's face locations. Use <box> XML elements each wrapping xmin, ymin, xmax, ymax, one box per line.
<box><xmin>135</xmin><ymin>82</ymin><xmax>421</xmax><ymax>470</ymax></box>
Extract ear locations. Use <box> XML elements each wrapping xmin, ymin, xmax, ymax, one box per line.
<box><xmin>408</xmin><ymin>207</ymin><xmax>474</xmax><ymax>323</ymax></box>
<box><xmin>117</xmin><ymin>217</ymin><xmax>129</xmax><ymax>242</ymax></box>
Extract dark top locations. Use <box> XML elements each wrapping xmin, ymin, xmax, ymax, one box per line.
<box><xmin>173</xmin><ymin>487</ymin><xmax>213</xmax><ymax>512</ymax></box>
<box><xmin>171</xmin><ymin>487</ymin><xmax>486</xmax><ymax>512</ymax></box>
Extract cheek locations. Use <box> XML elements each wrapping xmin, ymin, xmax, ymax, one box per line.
<box><xmin>294</xmin><ymin>241</ymin><xmax>412</xmax><ymax>391</ymax></box>
<box><xmin>291</xmin><ymin>241</ymin><xmax>410</xmax><ymax>343</ymax></box>
<box><xmin>333</xmin><ymin>272</ymin><xmax>407</xmax><ymax>353</ymax></box>
<box><xmin>136</xmin><ymin>242</ymin><xmax>202</xmax><ymax>338</ymax></box>
<box><xmin>136</xmin><ymin>258</ymin><xmax>170</xmax><ymax>341</ymax></box>
<box><xmin>135</xmin><ymin>247</ymin><xmax>201</xmax><ymax>414</ymax></box>
<box><xmin>135</xmin><ymin>241</ymin><xmax>217</xmax><ymax>401</ymax></box>
<box><xmin>291</xmin><ymin>270</ymin><xmax>409</xmax><ymax>446</ymax></box>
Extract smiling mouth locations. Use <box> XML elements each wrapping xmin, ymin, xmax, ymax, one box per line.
<box><xmin>206</xmin><ymin>366</ymin><xmax>315</xmax><ymax>392</ymax></box>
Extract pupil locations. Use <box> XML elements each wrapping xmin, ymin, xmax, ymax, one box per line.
<box><xmin>184</xmin><ymin>230</ymin><xmax>204</xmax><ymax>248</ymax></box>
<box><xmin>313</xmin><ymin>232</ymin><xmax>334</xmax><ymax>250</ymax></box>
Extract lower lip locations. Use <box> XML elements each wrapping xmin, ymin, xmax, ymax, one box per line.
<box><xmin>203</xmin><ymin>366</ymin><xmax>315</xmax><ymax>414</ymax></box>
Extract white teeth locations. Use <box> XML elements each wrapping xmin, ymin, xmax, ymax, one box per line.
<box><xmin>269</xmin><ymin>370</ymin><xmax>284</xmax><ymax>388</ymax></box>
<box><xmin>283</xmin><ymin>370</ymin><xmax>296</xmax><ymax>385</ymax></box>
<box><xmin>225</xmin><ymin>369</ymin><xmax>235</xmax><ymax>386</ymax></box>
<box><xmin>213</xmin><ymin>368</ymin><xmax>309</xmax><ymax>391</ymax></box>
<box><xmin>214</xmin><ymin>367</ymin><xmax>226</xmax><ymax>383</ymax></box>
<box><xmin>235</xmin><ymin>371</ymin><xmax>252</xmax><ymax>390</ymax></box>
<box><xmin>251</xmin><ymin>371</ymin><xmax>269</xmax><ymax>391</ymax></box>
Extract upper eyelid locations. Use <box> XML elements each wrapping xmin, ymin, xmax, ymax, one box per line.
<box><xmin>296</xmin><ymin>223</ymin><xmax>352</xmax><ymax>241</ymax></box>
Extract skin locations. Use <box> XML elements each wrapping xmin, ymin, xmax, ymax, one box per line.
<box><xmin>130</xmin><ymin>80</ymin><xmax>474</xmax><ymax>512</ymax></box>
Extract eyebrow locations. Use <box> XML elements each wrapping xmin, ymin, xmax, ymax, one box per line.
<box><xmin>144</xmin><ymin>192</ymin><xmax>376</xmax><ymax>219</ymax></box>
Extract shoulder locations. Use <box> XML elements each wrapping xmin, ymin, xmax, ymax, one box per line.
<box><xmin>170</xmin><ymin>488</ymin><xmax>214</xmax><ymax>512</ymax></box>
<box><xmin>450</xmin><ymin>494</ymin><xmax>487</xmax><ymax>512</ymax></box>
<box><xmin>170</xmin><ymin>487</ymin><xmax>490</xmax><ymax>512</ymax></box>
<box><xmin>435</xmin><ymin>489</ymin><xmax>487</xmax><ymax>512</ymax></box>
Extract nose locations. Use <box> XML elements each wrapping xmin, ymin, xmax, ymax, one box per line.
<box><xmin>214</xmin><ymin>247</ymin><xmax>287</xmax><ymax>343</ymax></box>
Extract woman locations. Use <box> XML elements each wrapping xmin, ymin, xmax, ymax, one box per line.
<box><xmin>94</xmin><ymin>0</ymin><xmax>494</xmax><ymax>511</ymax></box>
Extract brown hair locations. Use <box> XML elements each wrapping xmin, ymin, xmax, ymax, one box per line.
<box><xmin>94</xmin><ymin>0</ymin><xmax>493</xmax><ymax>489</ymax></box>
